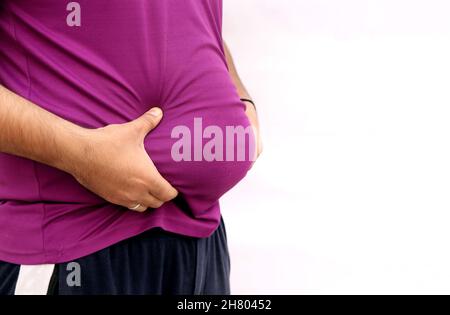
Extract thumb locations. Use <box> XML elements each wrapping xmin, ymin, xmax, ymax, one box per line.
<box><xmin>132</xmin><ymin>107</ymin><xmax>163</xmax><ymax>135</ymax></box>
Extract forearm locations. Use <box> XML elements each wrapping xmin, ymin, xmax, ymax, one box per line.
<box><xmin>223</xmin><ymin>41</ymin><xmax>258</xmax><ymax>116</ymax></box>
<box><xmin>223</xmin><ymin>41</ymin><xmax>252</xmax><ymax>101</ymax></box>
<box><xmin>0</xmin><ymin>85</ymin><xmax>88</xmax><ymax>174</ymax></box>
<box><xmin>223</xmin><ymin>41</ymin><xmax>262</xmax><ymax>156</ymax></box>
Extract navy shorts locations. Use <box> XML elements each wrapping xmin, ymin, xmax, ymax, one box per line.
<box><xmin>0</xmin><ymin>217</ymin><xmax>231</xmax><ymax>295</ymax></box>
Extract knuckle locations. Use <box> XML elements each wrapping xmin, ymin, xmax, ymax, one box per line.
<box><xmin>150</xmin><ymin>185</ymin><xmax>165</xmax><ymax>200</ymax></box>
<box><xmin>147</xmin><ymin>178</ymin><xmax>176</xmax><ymax>202</ymax></box>
<box><xmin>160</xmin><ymin>189</ymin><xmax>177</xmax><ymax>202</ymax></box>
<box><xmin>150</xmin><ymin>199</ymin><xmax>164</xmax><ymax>209</ymax></box>
<box><xmin>144</xmin><ymin>115</ymin><xmax>157</xmax><ymax>129</ymax></box>
<box><xmin>122</xmin><ymin>191</ymin><xmax>136</xmax><ymax>203</ymax></box>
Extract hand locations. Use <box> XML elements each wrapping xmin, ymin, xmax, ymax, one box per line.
<box><xmin>69</xmin><ymin>107</ymin><xmax>178</xmax><ymax>212</ymax></box>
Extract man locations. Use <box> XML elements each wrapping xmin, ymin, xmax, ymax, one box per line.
<box><xmin>0</xmin><ymin>0</ymin><xmax>261</xmax><ymax>295</ymax></box>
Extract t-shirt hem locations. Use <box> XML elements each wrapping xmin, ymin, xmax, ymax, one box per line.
<box><xmin>0</xmin><ymin>215</ymin><xmax>220</xmax><ymax>265</ymax></box>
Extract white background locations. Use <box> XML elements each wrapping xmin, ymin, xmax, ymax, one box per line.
<box><xmin>222</xmin><ymin>0</ymin><xmax>450</xmax><ymax>294</ymax></box>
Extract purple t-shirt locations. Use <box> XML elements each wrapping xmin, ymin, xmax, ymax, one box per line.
<box><xmin>0</xmin><ymin>0</ymin><xmax>253</xmax><ymax>264</ymax></box>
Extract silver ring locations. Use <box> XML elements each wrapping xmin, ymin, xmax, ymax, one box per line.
<box><xmin>129</xmin><ymin>203</ymin><xmax>142</xmax><ymax>210</ymax></box>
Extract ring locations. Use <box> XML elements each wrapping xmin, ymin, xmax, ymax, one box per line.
<box><xmin>129</xmin><ymin>203</ymin><xmax>141</xmax><ymax>210</ymax></box>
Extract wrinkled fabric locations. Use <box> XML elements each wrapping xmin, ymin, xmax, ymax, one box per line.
<box><xmin>0</xmin><ymin>0</ymin><xmax>253</xmax><ymax>264</ymax></box>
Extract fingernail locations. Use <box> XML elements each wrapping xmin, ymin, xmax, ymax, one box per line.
<box><xmin>149</xmin><ymin>108</ymin><xmax>162</xmax><ymax>117</ymax></box>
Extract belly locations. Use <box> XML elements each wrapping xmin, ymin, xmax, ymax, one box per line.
<box><xmin>0</xmin><ymin>0</ymin><xmax>254</xmax><ymax>214</ymax></box>
<box><xmin>145</xmin><ymin>33</ymin><xmax>255</xmax><ymax>214</ymax></box>
<box><xmin>146</xmin><ymin>35</ymin><xmax>255</xmax><ymax>211</ymax></box>
<box><xmin>145</xmin><ymin>90</ymin><xmax>254</xmax><ymax>215</ymax></box>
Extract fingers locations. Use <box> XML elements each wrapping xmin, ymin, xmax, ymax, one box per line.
<box><xmin>147</xmin><ymin>173</ymin><xmax>178</xmax><ymax>202</ymax></box>
<box><xmin>125</xmin><ymin>174</ymin><xmax>177</xmax><ymax>213</ymax></box>
<box><xmin>127</xmin><ymin>161</ymin><xmax>177</xmax><ymax>212</ymax></box>
<box><xmin>131</xmin><ymin>107</ymin><xmax>163</xmax><ymax>136</ymax></box>
<box><xmin>142</xmin><ymin>193</ymin><xmax>164</xmax><ymax>209</ymax></box>
<box><xmin>115</xmin><ymin>106</ymin><xmax>178</xmax><ymax>212</ymax></box>
<box><xmin>140</xmin><ymin>159</ymin><xmax>178</xmax><ymax>202</ymax></box>
<box><xmin>150</xmin><ymin>180</ymin><xmax>178</xmax><ymax>202</ymax></box>
<box><xmin>128</xmin><ymin>203</ymin><xmax>147</xmax><ymax>213</ymax></box>
<box><xmin>128</xmin><ymin>193</ymin><xmax>165</xmax><ymax>213</ymax></box>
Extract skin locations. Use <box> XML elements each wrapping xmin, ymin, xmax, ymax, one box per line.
<box><xmin>0</xmin><ymin>40</ymin><xmax>261</xmax><ymax>212</ymax></box>
<box><xmin>224</xmin><ymin>41</ymin><xmax>263</xmax><ymax>160</ymax></box>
